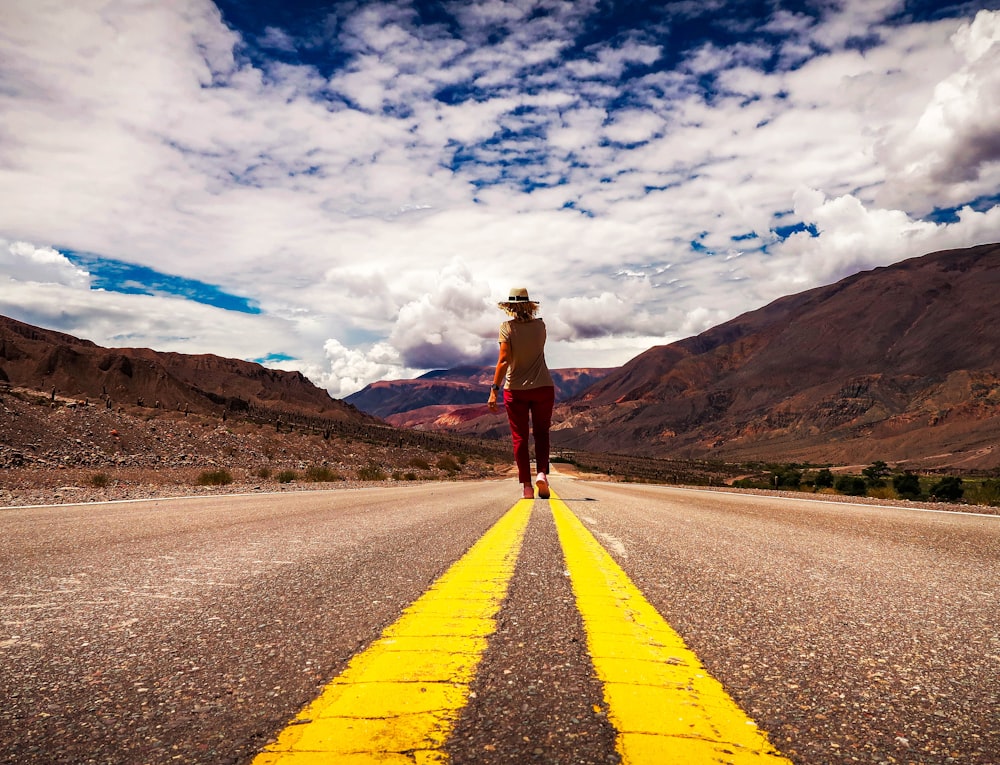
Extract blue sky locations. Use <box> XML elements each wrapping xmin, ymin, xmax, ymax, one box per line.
<box><xmin>2</xmin><ymin>0</ymin><xmax>999</xmax><ymax>395</ymax></box>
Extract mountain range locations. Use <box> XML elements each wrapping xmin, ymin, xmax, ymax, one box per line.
<box><xmin>349</xmin><ymin>243</ymin><xmax>1000</xmax><ymax>471</ymax></box>
<box><xmin>345</xmin><ymin>366</ymin><xmax>613</xmax><ymax>439</ymax></box>
<box><xmin>564</xmin><ymin>243</ymin><xmax>1000</xmax><ymax>470</ymax></box>
<box><xmin>3</xmin><ymin>242</ymin><xmax>998</xmax><ymax>472</ymax></box>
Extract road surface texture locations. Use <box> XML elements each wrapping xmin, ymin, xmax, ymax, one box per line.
<box><xmin>1</xmin><ymin>478</ymin><xmax>997</xmax><ymax>764</ymax></box>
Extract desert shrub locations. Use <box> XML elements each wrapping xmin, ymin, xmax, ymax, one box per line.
<box><xmin>892</xmin><ymin>472</ymin><xmax>922</xmax><ymax>500</ymax></box>
<box><xmin>358</xmin><ymin>463</ymin><xmax>387</xmax><ymax>481</ymax></box>
<box><xmin>813</xmin><ymin>468</ymin><xmax>835</xmax><ymax>489</ymax></box>
<box><xmin>770</xmin><ymin>465</ymin><xmax>802</xmax><ymax>489</ymax></box>
<box><xmin>732</xmin><ymin>477</ymin><xmax>769</xmax><ymax>489</ymax></box>
<box><xmin>407</xmin><ymin>457</ymin><xmax>431</xmax><ymax>470</ymax></box>
<box><xmin>276</xmin><ymin>469</ymin><xmax>298</xmax><ymax>484</ymax></box>
<box><xmin>867</xmin><ymin>486</ymin><xmax>897</xmax><ymax>500</ymax></box>
<box><xmin>929</xmin><ymin>475</ymin><xmax>963</xmax><ymax>502</ymax></box>
<box><xmin>305</xmin><ymin>465</ymin><xmax>343</xmax><ymax>482</ymax></box>
<box><xmin>834</xmin><ymin>475</ymin><xmax>867</xmax><ymax>496</ymax></box>
<box><xmin>403</xmin><ymin>472</ymin><xmax>418</xmax><ymax>481</ymax></box>
<box><xmin>862</xmin><ymin>460</ymin><xmax>891</xmax><ymax>488</ymax></box>
<box><xmin>436</xmin><ymin>455</ymin><xmax>461</xmax><ymax>473</ymax></box>
<box><xmin>88</xmin><ymin>473</ymin><xmax>111</xmax><ymax>488</ymax></box>
<box><xmin>197</xmin><ymin>468</ymin><xmax>233</xmax><ymax>486</ymax></box>
<box><xmin>964</xmin><ymin>479</ymin><xmax>1000</xmax><ymax>507</ymax></box>
<box><xmin>255</xmin><ymin>466</ymin><xmax>272</xmax><ymax>479</ymax></box>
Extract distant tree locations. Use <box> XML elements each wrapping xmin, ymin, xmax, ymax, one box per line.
<box><xmin>892</xmin><ymin>471</ymin><xmax>922</xmax><ymax>500</ymax></box>
<box><xmin>929</xmin><ymin>475</ymin><xmax>963</xmax><ymax>502</ymax></box>
<box><xmin>835</xmin><ymin>475</ymin><xmax>867</xmax><ymax>496</ymax></box>
<box><xmin>862</xmin><ymin>460</ymin><xmax>891</xmax><ymax>487</ymax></box>
<box><xmin>770</xmin><ymin>464</ymin><xmax>802</xmax><ymax>489</ymax></box>
<box><xmin>814</xmin><ymin>468</ymin><xmax>835</xmax><ymax>489</ymax></box>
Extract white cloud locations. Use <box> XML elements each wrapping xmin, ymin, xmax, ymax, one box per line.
<box><xmin>0</xmin><ymin>271</ymin><xmax>299</xmax><ymax>362</ymax></box>
<box><xmin>809</xmin><ymin>0</ymin><xmax>905</xmax><ymax>49</ymax></box>
<box><xmin>387</xmin><ymin>259</ymin><xmax>497</xmax><ymax>368</ymax></box>
<box><xmin>877</xmin><ymin>10</ymin><xmax>1000</xmax><ymax>212</ymax></box>
<box><xmin>741</xmin><ymin>189</ymin><xmax>1000</xmax><ymax>300</ymax></box>
<box><xmin>259</xmin><ymin>26</ymin><xmax>297</xmax><ymax>52</ymax></box>
<box><xmin>603</xmin><ymin>109</ymin><xmax>664</xmax><ymax>145</ymax></box>
<box><xmin>0</xmin><ymin>241</ymin><xmax>90</xmax><ymax>288</ymax></box>
<box><xmin>315</xmin><ymin>338</ymin><xmax>415</xmax><ymax>397</ymax></box>
<box><xmin>0</xmin><ymin>0</ymin><xmax>997</xmax><ymax>399</ymax></box>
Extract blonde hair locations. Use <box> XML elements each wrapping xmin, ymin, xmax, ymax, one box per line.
<box><xmin>501</xmin><ymin>302</ymin><xmax>538</xmax><ymax>321</ymax></box>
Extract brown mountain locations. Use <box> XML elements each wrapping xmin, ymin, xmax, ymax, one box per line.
<box><xmin>553</xmin><ymin>242</ymin><xmax>1000</xmax><ymax>470</ymax></box>
<box><xmin>0</xmin><ymin>315</ymin><xmax>369</xmax><ymax>423</ymax></box>
<box><xmin>345</xmin><ymin>365</ymin><xmax>614</xmax><ymax>422</ymax></box>
<box><xmin>384</xmin><ymin>404</ymin><xmax>511</xmax><ymax>440</ymax></box>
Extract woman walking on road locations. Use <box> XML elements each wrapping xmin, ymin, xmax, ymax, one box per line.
<box><xmin>487</xmin><ymin>287</ymin><xmax>555</xmax><ymax>499</ymax></box>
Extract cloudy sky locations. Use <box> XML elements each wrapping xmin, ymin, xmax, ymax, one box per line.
<box><xmin>2</xmin><ymin>0</ymin><xmax>999</xmax><ymax>396</ymax></box>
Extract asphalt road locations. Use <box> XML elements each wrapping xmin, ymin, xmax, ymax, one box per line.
<box><xmin>1</xmin><ymin>479</ymin><xmax>997</xmax><ymax>764</ymax></box>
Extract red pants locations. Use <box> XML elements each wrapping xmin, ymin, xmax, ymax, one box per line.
<box><xmin>503</xmin><ymin>386</ymin><xmax>555</xmax><ymax>484</ymax></box>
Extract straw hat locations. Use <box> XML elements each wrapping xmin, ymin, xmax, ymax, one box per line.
<box><xmin>497</xmin><ymin>287</ymin><xmax>538</xmax><ymax>309</ymax></box>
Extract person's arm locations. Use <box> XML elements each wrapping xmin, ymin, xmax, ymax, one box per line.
<box><xmin>487</xmin><ymin>341</ymin><xmax>511</xmax><ymax>412</ymax></box>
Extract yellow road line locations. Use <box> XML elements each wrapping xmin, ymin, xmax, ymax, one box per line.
<box><xmin>252</xmin><ymin>499</ymin><xmax>533</xmax><ymax>765</ymax></box>
<box><xmin>549</xmin><ymin>489</ymin><xmax>792</xmax><ymax>764</ymax></box>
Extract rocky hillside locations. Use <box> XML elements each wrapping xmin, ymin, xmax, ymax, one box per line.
<box><xmin>0</xmin><ymin>382</ymin><xmax>509</xmax><ymax>508</ymax></box>
<box><xmin>346</xmin><ymin>365</ymin><xmax>613</xmax><ymax>429</ymax></box>
<box><xmin>554</xmin><ymin>243</ymin><xmax>1000</xmax><ymax>470</ymax></box>
<box><xmin>0</xmin><ymin>315</ymin><xmax>366</xmax><ymax>423</ymax></box>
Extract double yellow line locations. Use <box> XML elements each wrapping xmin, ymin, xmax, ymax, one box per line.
<box><xmin>253</xmin><ymin>489</ymin><xmax>791</xmax><ymax>764</ymax></box>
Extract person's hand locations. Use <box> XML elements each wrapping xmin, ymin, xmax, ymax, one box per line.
<box><xmin>488</xmin><ymin>390</ymin><xmax>498</xmax><ymax>412</ymax></box>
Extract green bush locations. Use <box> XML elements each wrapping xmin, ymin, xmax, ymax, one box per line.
<box><xmin>255</xmin><ymin>466</ymin><xmax>271</xmax><ymax>479</ymax></box>
<box><xmin>732</xmin><ymin>477</ymin><xmax>769</xmax><ymax>489</ymax></box>
<box><xmin>835</xmin><ymin>475</ymin><xmax>867</xmax><ymax>496</ymax></box>
<box><xmin>892</xmin><ymin>472</ymin><xmax>922</xmax><ymax>500</ymax></box>
<box><xmin>197</xmin><ymin>468</ymin><xmax>234</xmax><ymax>486</ymax></box>
<box><xmin>862</xmin><ymin>460</ymin><xmax>891</xmax><ymax>488</ymax></box>
<box><xmin>929</xmin><ymin>475</ymin><xmax>963</xmax><ymax>502</ymax></box>
<box><xmin>276</xmin><ymin>469</ymin><xmax>298</xmax><ymax>484</ymax></box>
<box><xmin>813</xmin><ymin>468</ymin><xmax>835</xmax><ymax>489</ymax></box>
<box><xmin>305</xmin><ymin>465</ymin><xmax>343</xmax><ymax>482</ymax></box>
<box><xmin>965</xmin><ymin>479</ymin><xmax>1000</xmax><ymax>507</ymax></box>
<box><xmin>770</xmin><ymin>465</ymin><xmax>802</xmax><ymax>488</ymax></box>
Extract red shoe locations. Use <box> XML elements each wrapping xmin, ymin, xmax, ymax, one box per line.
<box><xmin>535</xmin><ymin>473</ymin><xmax>550</xmax><ymax>499</ymax></box>
<box><xmin>522</xmin><ymin>484</ymin><xmax>534</xmax><ymax>499</ymax></box>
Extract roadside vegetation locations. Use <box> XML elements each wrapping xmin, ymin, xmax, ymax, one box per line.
<box><xmin>88</xmin><ymin>472</ymin><xmax>112</xmax><ymax>488</ymax></box>
<box><xmin>276</xmin><ymin>469</ymin><xmax>298</xmax><ymax>484</ymax></box>
<box><xmin>357</xmin><ymin>462</ymin><xmax>387</xmax><ymax>481</ymax></box>
<box><xmin>196</xmin><ymin>468</ymin><xmax>234</xmax><ymax>486</ymax></box>
<box><xmin>731</xmin><ymin>460</ymin><xmax>1000</xmax><ymax>507</ymax></box>
<box><xmin>554</xmin><ymin>451</ymin><xmax>997</xmax><ymax>509</ymax></box>
<box><xmin>304</xmin><ymin>464</ymin><xmax>344</xmax><ymax>482</ymax></box>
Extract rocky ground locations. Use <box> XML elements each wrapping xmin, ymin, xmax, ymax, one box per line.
<box><xmin>0</xmin><ymin>387</ymin><xmax>508</xmax><ymax>508</ymax></box>
<box><xmin>2</xmin><ymin>386</ymin><xmax>997</xmax><ymax>515</ymax></box>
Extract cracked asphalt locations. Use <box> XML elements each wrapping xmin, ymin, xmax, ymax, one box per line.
<box><xmin>1</xmin><ymin>480</ymin><xmax>997</xmax><ymax>764</ymax></box>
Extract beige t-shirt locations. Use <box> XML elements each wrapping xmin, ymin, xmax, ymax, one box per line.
<box><xmin>499</xmin><ymin>318</ymin><xmax>555</xmax><ymax>390</ymax></box>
